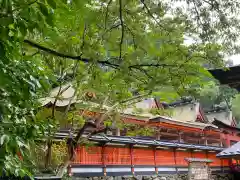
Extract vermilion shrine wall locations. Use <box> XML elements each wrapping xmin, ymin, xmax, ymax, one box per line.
<box><xmin>73</xmin><ymin>146</ymin><xmax>229</xmax><ymax>167</ymax></box>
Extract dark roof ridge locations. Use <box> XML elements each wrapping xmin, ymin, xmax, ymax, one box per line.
<box><xmin>212</xmin><ymin>118</ymin><xmax>240</xmax><ymax>131</ymax></box>
<box><xmin>204</xmin><ymin>107</ymin><xmax>230</xmax><ymax>114</ymax></box>
<box><xmin>161</xmin><ymin>97</ymin><xmax>194</xmax><ymax>108</ymax></box>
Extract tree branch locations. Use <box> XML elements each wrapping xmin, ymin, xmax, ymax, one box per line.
<box><xmin>102</xmin><ymin>23</ymin><xmax>121</xmax><ymax>38</ymax></box>
<box><xmin>24</xmin><ymin>39</ymin><xmax>120</xmax><ymax>69</ymax></box>
<box><xmin>119</xmin><ymin>0</ymin><xmax>124</xmax><ymax>61</ymax></box>
<box><xmin>104</xmin><ymin>0</ymin><xmax>113</xmax><ymax>29</ymax></box>
<box><xmin>139</xmin><ymin>0</ymin><xmax>169</xmax><ymax>32</ymax></box>
<box><xmin>129</xmin><ymin>63</ymin><xmax>177</xmax><ymax>68</ymax></box>
<box><xmin>24</xmin><ymin>40</ymin><xmax>194</xmax><ymax>70</ymax></box>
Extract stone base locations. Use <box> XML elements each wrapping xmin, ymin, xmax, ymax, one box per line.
<box><xmin>71</xmin><ymin>173</ymin><xmax>233</xmax><ymax>180</ymax></box>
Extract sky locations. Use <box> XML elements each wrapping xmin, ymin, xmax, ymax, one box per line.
<box><xmin>170</xmin><ymin>1</ymin><xmax>240</xmax><ymax>66</ymax></box>
<box><xmin>230</xmin><ymin>55</ymin><xmax>240</xmax><ymax>65</ymax></box>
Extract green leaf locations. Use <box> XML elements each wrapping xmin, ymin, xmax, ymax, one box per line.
<box><xmin>0</xmin><ymin>135</ymin><xmax>9</xmax><ymax>145</ymax></box>
<box><xmin>1</xmin><ymin>17</ymin><xmax>13</xmax><ymax>26</ymax></box>
<box><xmin>47</xmin><ymin>0</ymin><xmax>56</xmax><ymax>9</ymax></box>
<box><xmin>46</xmin><ymin>13</ymin><xmax>54</xmax><ymax>26</ymax></box>
<box><xmin>8</xmin><ymin>24</ymin><xmax>14</xmax><ymax>30</ymax></box>
<box><xmin>38</xmin><ymin>2</ymin><xmax>49</xmax><ymax>16</ymax></box>
<box><xmin>18</xmin><ymin>21</ymin><xmax>27</xmax><ymax>37</ymax></box>
<box><xmin>8</xmin><ymin>30</ymin><xmax>14</xmax><ymax>37</ymax></box>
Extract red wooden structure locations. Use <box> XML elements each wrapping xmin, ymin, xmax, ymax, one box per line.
<box><xmin>66</xmin><ymin>109</ymin><xmax>239</xmax><ymax>177</ymax></box>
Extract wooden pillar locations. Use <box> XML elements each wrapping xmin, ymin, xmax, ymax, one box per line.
<box><xmin>203</xmin><ymin>131</ymin><xmax>208</xmax><ymax>146</ymax></box>
<box><xmin>130</xmin><ymin>145</ymin><xmax>134</xmax><ymax>175</ymax></box>
<box><xmin>153</xmin><ymin>147</ymin><xmax>158</xmax><ymax>174</ymax></box>
<box><xmin>173</xmin><ymin>148</ymin><xmax>178</xmax><ymax>174</ymax></box>
<box><xmin>68</xmin><ymin>164</ymin><xmax>72</xmax><ymax>177</ymax></box>
<box><xmin>156</xmin><ymin>128</ymin><xmax>161</xmax><ymax>140</ymax></box>
<box><xmin>221</xmin><ymin>159</ymin><xmax>224</xmax><ymax>173</ymax></box>
<box><xmin>178</xmin><ymin>131</ymin><xmax>183</xmax><ymax>143</ymax></box>
<box><xmin>116</xmin><ymin>128</ymin><xmax>120</xmax><ymax>136</ymax></box>
<box><xmin>204</xmin><ymin>137</ymin><xmax>208</xmax><ymax>146</ymax></box>
<box><xmin>102</xmin><ymin>145</ymin><xmax>107</xmax><ymax>176</ymax></box>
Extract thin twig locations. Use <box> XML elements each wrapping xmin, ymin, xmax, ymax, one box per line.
<box><xmin>102</xmin><ymin>23</ymin><xmax>121</xmax><ymax>38</ymax></box>
<box><xmin>139</xmin><ymin>0</ymin><xmax>169</xmax><ymax>33</ymax></box>
<box><xmin>119</xmin><ymin>0</ymin><xmax>124</xmax><ymax>61</ymax></box>
<box><xmin>104</xmin><ymin>0</ymin><xmax>113</xmax><ymax>29</ymax></box>
<box><xmin>124</xmin><ymin>25</ymin><xmax>137</xmax><ymax>49</ymax></box>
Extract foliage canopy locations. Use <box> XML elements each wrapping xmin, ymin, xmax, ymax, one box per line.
<box><xmin>1</xmin><ymin>0</ymin><xmax>240</xmax><ymax>177</ymax></box>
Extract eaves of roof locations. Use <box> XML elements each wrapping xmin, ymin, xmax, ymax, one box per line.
<box><xmin>212</xmin><ymin>118</ymin><xmax>240</xmax><ymax>131</ymax></box>
<box><xmin>217</xmin><ymin>141</ymin><xmax>240</xmax><ymax>158</ymax></box>
<box><xmin>149</xmin><ymin>116</ymin><xmax>218</xmax><ymax>130</ymax></box>
<box><xmin>53</xmin><ymin>132</ymin><xmax>224</xmax><ymax>152</ymax></box>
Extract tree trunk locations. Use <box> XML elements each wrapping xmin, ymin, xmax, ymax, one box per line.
<box><xmin>44</xmin><ymin>139</ymin><xmax>52</xmax><ymax>169</ymax></box>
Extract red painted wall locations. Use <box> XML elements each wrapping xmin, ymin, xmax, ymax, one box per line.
<box><xmin>73</xmin><ymin>146</ymin><xmax>227</xmax><ymax>167</ymax></box>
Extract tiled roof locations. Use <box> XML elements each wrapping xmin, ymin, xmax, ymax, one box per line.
<box><xmin>212</xmin><ymin>118</ymin><xmax>240</xmax><ymax>131</ymax></box>
<box><xmin>54</xmin><ymin>132</ymin><xmax>224</xmax><ymax>152</ymax></box>
<box><xmin>217</xmin><ymin>141</ymin><xmax>240</xmax><ymax>158</ymax></box>
<box><xmin>149</xmin><ymin>116</ymin><xmax>218</xmax><ymax>129</ymax></box>
<box><xmin>161</xmin><ymin>97</ymin><xmax>193</xmax><ymax>108</ymax></box>
<box><xmin>208</xmin><ymin>65</ymin><xmax>240</xmax><ymax>91</ymax></box>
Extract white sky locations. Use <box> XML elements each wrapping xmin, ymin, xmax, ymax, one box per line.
<box><xmin>230</xmin><ymin>55</ymin><xmax>240</xmax><ymax>65</ymax></box>
<box><xmin>185</xmin><ymin>37</ymin><xmax>240</xmax><ymax>65</ymax></box>
<box><xmin>171</xmin><ymin>1</ymin><xmax>240</xmax><ymax>66</ymax></box>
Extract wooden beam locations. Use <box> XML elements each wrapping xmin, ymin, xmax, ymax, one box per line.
<box><xmin>116</xmin><ymin>128</ymin><xmax>120</xmax><ymax>136</ymax></box>
<box><xmin>183</xmin><ymin>136</ymin><xmax>221</xmax><ymax>142</ymax></box>
<box><xmin>160</xmin><ymin>132</ymin><xmax>179</xmax><ymax>137</ymax></box>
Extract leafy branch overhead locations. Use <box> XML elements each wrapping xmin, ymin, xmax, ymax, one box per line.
<box><xmin>0</xmin><ymin>0</ymin><xmax>240</xmax><ymax>177</ymax></box>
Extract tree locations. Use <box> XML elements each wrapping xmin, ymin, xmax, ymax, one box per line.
<box><xmin>196</xmin><ymin>81</ymin><xmax>240</xmax><ymax>122</ymax></box>
<box><xmin>231</xmin><ymin>94</ymin><xmax>240</xmax><ymax>122</ymax></box>
<box><xmin>1</xmin><ymin>0</ymin><xmax>240</xmax><ymax>178</ymax></box>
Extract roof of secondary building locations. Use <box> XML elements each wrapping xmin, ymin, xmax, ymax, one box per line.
<box><xmin>38</xmin><ymin>84</ymin><xmax>221</xmax><ymax>131</ymax></box>
<box><xmin>217</xmin><ymin>141</ymin><xmax>240</xmax><ymax>158</ymax></box>
<box><xmin>208</xmin><ymin>65</ymin><xmax>240</xmax><ymax>91</ymax></box>
<box><xmin>149</xmin><ymin>116</ymin><xmax>218</xmax><ymax>130</ymax></box>
<box><xmin>161</xmin><ymin>97</ymin><xmax>194</xmax><ymax>108</ymax></box>
<box><xmin>212</xmin><ymin>118</ymin><xmax>240</xmax><ymax>131</ymax></box>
